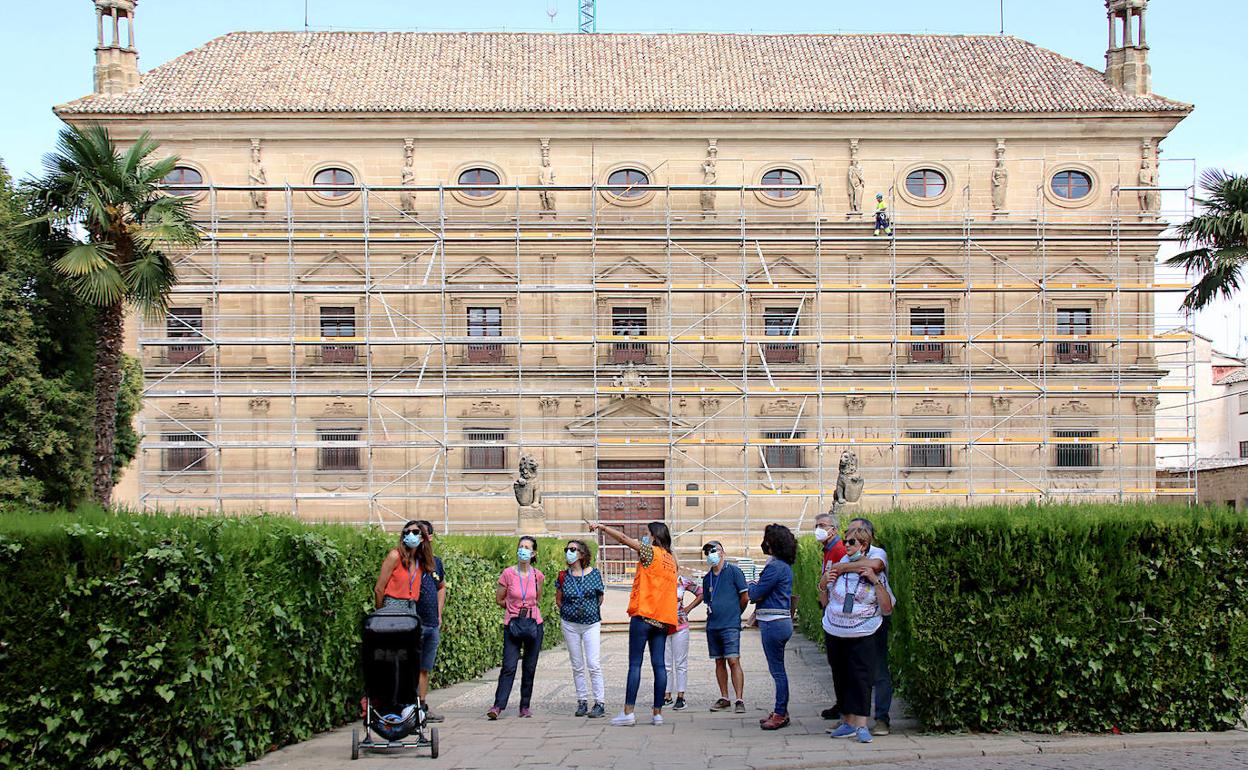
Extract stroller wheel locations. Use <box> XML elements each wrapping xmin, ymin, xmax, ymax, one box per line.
<box><xmin>351</xmin><ymin>727</ymin><xmax>359</xmax><ymax>760</ymax></box>
<box><xmin>430</xmin><ymin>727</ymin><xmax>439</xmax><ymax>759</ymax></box>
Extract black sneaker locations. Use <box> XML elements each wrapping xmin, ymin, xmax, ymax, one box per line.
<box><xmin>673</xmin><ymin>697</ymin><xmax>686</xmax><ymax>711</ymax></box>
<box><xmin>821</xmin><ymin>704</ymin><xmax>841</xmax><ymax>720</ymax></box>
<box><xmin>734</xmin><ymin>700</ymin><xmax>746</xmax><ymax>714</ymax></box>
<box><xmin>588</xmin><ymin>703</ymin><xmax>606</xmax><ymax>718</ymax></box>
<box><xmin>575</xmin><ymin>700</ymin><xmax>589</xmax><ymax>717</ymax></box>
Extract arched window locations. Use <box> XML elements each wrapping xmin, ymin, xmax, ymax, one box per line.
<box><xmin>905</xmin><ymin>168</ymin><xmax>947</xmax><ymax>199</ymax></box>
<box><xmin>162</xmin><ymin>166</ymin><xmax>203</xmax><ymax>197</ymax></box>
<box><xmin>313</xmin><ymin>167</ymin><xmax>355</xmax><ymax>198</ymax></box>
<box><xmin>1050</xmin><ymin>170</ymin><xmax>1092</xmax><ymax>200</ymax></box>
<box><xmin>761</xmin><ymin>168</ymin><xmax>803</xmax><ymax>199</ymax></box>
<box><xmin>606</xmin><ymin>168</ymin><xmax>650</xmax><ymax>199</ymax></box>
<box><xmin>457</xmin><ymin>167</ymin><xmax>501</xmax><ymax>197</ymax></box>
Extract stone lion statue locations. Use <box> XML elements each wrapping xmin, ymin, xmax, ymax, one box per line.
<box><xmin>830</xmin><ymin>449</ymin><xmax>865</xmax><ymax>515</ymax></box>
<box><xmin>513</xmin><ymin>454</ymin><xmax>540</xmax><ymax>507</ymax></box>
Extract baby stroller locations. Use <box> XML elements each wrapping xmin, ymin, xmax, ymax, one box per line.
<box><xmin>352</xmin><ymin>603</ymin><xmax>440</xmax><ymax>760</ymax></box>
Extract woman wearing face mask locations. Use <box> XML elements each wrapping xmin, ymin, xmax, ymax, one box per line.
<box><xmin>819</xmin><ymin>525</ymin><xmax>893</xmax><ymax>744</ymax></box>
<box><xmin>586</xmin><ymin>519</ymin><xmax>678</xmax><ymax>727</ymax></box>
<box><xmin>556</xmin><ymin>539</ymin><xmax>607</xmax><ymax>718</ymax></box>
<box><xmin>749</xmin><ymin>524</ymin><xmax>797</xmax><ymax>730</ymax></box>
<box><xmin>412</xmin><ymin>521</ymin><xmax>446</xmax><ymax>722</ymax></box>
<box><xmin>373</xmin><ymin>519</ymin><xmax>429</xmax><ymax>611</ymax></box>
<box><xmin>487</xmin><ymin>536</ymin><xmax>545</xmax><ymax>720</ymax></box>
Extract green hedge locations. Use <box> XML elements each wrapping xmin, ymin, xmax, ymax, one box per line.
<box><xmin>0</xmin><ymin>510</ymin><xmax>582</xmax><ymax>769</ymax></box>
<box><xmin>795</xmin><ymin>503</ymin><xmax>1248</xmax><ymax>733</ymax></box>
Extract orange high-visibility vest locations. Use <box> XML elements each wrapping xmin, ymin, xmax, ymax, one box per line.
<box><xmin>627</xmin><ymin>546</ymin><xmax>679</xmax><ymax>631</ymax></box>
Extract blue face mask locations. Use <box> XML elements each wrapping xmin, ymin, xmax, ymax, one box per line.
<box><xmin>706</xmin><ymin>551</ymin><xmax>720</xmax><ymax>567</ymax></box>
<box><xmin>640</xmin><ymin>535</ymin><xmax>652</xmax><ymax>546</ymax></box>
<box><xmin>517</xmin><ymin>547</ymin><xmax>533</xmax><ymax>563</ymax></box>
<box><xmin>565</xmin><ymin>549</ymin><xmax>578</xmax><ymax>564</ymax></box>
<box><xmin>402</xmin><ymin>532</ymin><xmax>421</xmax><ymax>549</ymax></box>
<box><xmin>847</xmin><ymin>549</ymin><xmax>865</xmax><ymax>562</ymax></box>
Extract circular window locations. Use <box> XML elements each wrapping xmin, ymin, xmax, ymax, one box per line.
<box><xmin>458</xmin><ymin>167</ymin><xmax>501</xmax><ymax>197</ymax></box>
<box><xmin>1051</xmin><ymin>170</ymin><xmax>1092</xmax><ymax>200</ymax></box>
<box><xmin>313</xmin><ymin>167</ymin><xmax>355</xmax><ymax>198</ymax></box>
<box><xmin>761</xmin><ymin>168</ymin><xmax>803</xmax><ymax>199</ymax></box>
<box><xmin>606</xmin><ymin>168</ymin><xmax>650</xmax><ymax>199</ymax></box>
<box><xmin>162</xmin><ymin>166</ymin><xmax>203</xmax><ymax>197</ymax></box>
<box><xmin>905</xmin><ymin>169</ymin><xmax>947</xmax><ymax>199</ymax></box>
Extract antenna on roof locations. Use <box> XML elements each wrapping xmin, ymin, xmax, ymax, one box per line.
<box><xmin>304</xmin><ymin>0</ymin><xmax>310</xmax><ymax>31</ymax></box>
<box><xmin>999</xmin><ymin>0</ymin><xmax>1005</xmax><ymax>35</ymax></box>
<box><xmin>547</xmin><ymin>0</ymin><xmax>558</xmax><ymax>24</ymax></box>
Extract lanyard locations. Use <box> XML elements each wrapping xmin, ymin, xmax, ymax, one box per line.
<box><xmin>841</xmin><ymin>572</ymin><xmax>861</xmax><ymax>614</ymax></box>
<box><xmin>517</xmin><ymin>568</ymin><xmax>531</xmax><ymax>609</ymax></box>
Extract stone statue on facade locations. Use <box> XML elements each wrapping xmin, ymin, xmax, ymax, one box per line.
<box><xmin>828</xmin><ymin>449</ymin><xmax>865</xmax><ymax>516</ymax></box>
<box><xmin>847</xmin><ymin>139</ymin><xmax>864</xmax><ymax>214</ymax></box>
<box><xmin>991</xmin><ymin>140</ymin><xmax>1009</xmax><ymax>214</ymax></box>
<box><xmin>513</xmin><ymin>453</ymin><xmax>547</xmax><ymax>532</ymax></box>
<box><xmin>1139</xmin><ymin>140</ymin><xmax>1159</xmax><ymax>218</ymax></box>
<box><xmin>700</xmin><ymin>139</ymin><xmax>718</xmax><ymax>216</ymax></box>
<box><xmin>538</xmin><ymin>139</ymin><xmax>556</xmax><ymax>217</ymax></box>
<box><xmin>248</xmin><ymin>139</ymin><xmax>267</xmax><ymax>211</ymax></box>
<box><xmin>400</xmin><ymin>139</ymin><xmax>417</xmax><ymax>215</ymax></box>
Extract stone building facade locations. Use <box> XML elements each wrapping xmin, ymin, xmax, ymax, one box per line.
<box><xmin>59</xmin><ymin>1</ymin><xmax>1193</xmax><ymax>565</ymax></box>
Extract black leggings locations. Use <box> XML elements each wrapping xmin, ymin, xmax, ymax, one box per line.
<box><xmin>825</xmin><ymin>632</ymin><xmax>877</xmax><ymax>718</ymax></box>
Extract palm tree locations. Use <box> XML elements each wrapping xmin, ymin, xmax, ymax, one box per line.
<box><xmin>22</xmin><ymin>124</ymin><xmax>200</xmax><ymax>506</ymax></box>
<box><xmin>1165</xmin><ymin>169</ymin><xmax>1248</xmax><ymax>311</ymax></box>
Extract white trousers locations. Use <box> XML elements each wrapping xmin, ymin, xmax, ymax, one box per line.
<box><xmin>665</xmin><ymin>626</ymin><xmax>691</xmax><ymax>694</ymax></box>
<box><xmin>561</xmin><ymin>619</ymin><xmax>605</xmax><ymax>702</ymax></box>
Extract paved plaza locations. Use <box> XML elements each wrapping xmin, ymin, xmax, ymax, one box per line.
<box><xmin>246</xmin><ymin>589</ymin><xmax>1248</xmax><ymax>770</ymax></box>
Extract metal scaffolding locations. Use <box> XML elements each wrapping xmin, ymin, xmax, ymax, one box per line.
<box><xmin>137</xmin><ymin>156</ymin><xmax>1196</xmax><ymax>569</ymax></box>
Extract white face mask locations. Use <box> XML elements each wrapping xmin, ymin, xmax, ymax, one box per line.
<box><xmin>814</xmin><ymin>527</ymin><xmax>830</xmax><ymax>543</ymax></box>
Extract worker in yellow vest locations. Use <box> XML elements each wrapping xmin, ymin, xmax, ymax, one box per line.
<box><xmin>873</xmin><ymin>193</ymin><xmax>892</xmax><ymax>237</ymax></box>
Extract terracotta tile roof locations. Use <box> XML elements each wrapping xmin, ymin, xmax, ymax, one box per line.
<box><xmin>56</xmin><ymin>31</ymin><xmax>1190</xmax><ymax>116</ymax></box>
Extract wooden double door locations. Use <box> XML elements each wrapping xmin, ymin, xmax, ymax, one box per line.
<box><xmin>596</xmin><ymin>460</ymin><xmax>665</xmax><ymax>580</ymax></box>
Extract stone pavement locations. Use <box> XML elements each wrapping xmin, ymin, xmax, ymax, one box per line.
<box><xmin>246</xmin><ymin>587</ymin><xmax>1248</xmax><ymax>770</ymax></box>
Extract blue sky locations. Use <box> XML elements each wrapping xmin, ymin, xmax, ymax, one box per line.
<box><xmin>4</xmin><ymin>0</ymin><xmax>1246</xmax><ymax>350</ymax></box>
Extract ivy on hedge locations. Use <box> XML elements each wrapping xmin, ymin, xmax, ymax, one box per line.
<box><xmin>794</xmin><ymin>503</ymin><xmax>1248</xmax><ymax>733</ymax></box>
<box><xmin>0</xmin><ymin>510</ymin><xmax>582</xmax><ymax>769</ymax></box>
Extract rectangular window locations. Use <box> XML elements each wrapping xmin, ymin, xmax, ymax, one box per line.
<box><xmin>1055</xmin><ymin>308</ymin><xmax>1094</xmax><ymax>363</ymax></box>
<box><xmin>466</xmin><ymin>306</ymin><xmax>503</xmax><ymax>364</ymax></box>
<box><xmin>162</xmin><ymin>432</ymin><xmax>208</xmax><ymax>473</ymax></box>
<box><xmin>317</xmin><ymin>429</ymin><xmax>361</xmax><ymax>471</ymax></box>
<box><xmin>909</xmin><ymin>307</ymin><xmax>946</xmax><ymax>363</ymax></box>
<box><xmin>320</xmin><ymin>307</ymin><xmax>357</xmax><ymax>364</ymax></box>
<box><xmin>906</xmin><ymin>430</ymin><xmax>950</xmax><ymax>468</ymax></box>
<box><xmin>1240</xmin><ymin>440</ymin><xmax>1248</xmax><ymax>459</ymax></box>
<box><xmin>1054</xmin><ymin>429</ymin><xmax>1098</xmax><ymax>468</ymax></box>
<box><xmin>762</xmin><ymin>430</ymin><xmax>805</xmax><ymax>469</ymax></box>
<box><xmin>763</xmin><ymin>307</ymin><xmax>800</xmax><ymax>363</ymax></box>
<box><xmin>466</xmin><ymin>429</ymin><xmax>507</xmax><ymax>470</ymax></box>
<box><xmin>1239</xmin><ymin>394</ymin><xmax>1248</xmax><ymax>415</ymax></box>
<box><xmin>166</xmin><ymin>307</ymin><xmax>205</xmax><ymax>364</ymax></box>
<box><xmin>611</xmin><ymin>307</ymin><xmax>648</xmax><ymax>363</ymax></box>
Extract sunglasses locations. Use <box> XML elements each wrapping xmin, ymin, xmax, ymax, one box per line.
<box><xmin>844</xmin><ymin>538</ymin><xmax>860</xmax><ymax>546</ymax></box>
<box><xmin>566</xmin><ymin>547</ymin><xmax>581</xmax><ymax>554</ymax></box>
<box><xmin>403</xmin><ymin>529</ymin><xmax>420</xmax><ymax>536</ymax></box>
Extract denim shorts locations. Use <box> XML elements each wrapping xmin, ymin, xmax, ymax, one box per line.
<box><xmin>420</xmin><ymin>625</ymin><xmax>441</xmax><ymax>672</ymax></box>
<box><xmin>706</xmin><ymin>626</ymin><xmax>741</xmax><ymax>660</ymax></box>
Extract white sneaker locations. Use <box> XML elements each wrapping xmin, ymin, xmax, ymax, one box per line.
<box><xmin>651</xmin><ymin>714</ymin><xmax>663</xmax><ymax>726</ymax></box>
<box><xmin>610</xmin><ymin>712</ymin><xmax>636</xmax><ymax>727</ymax></box>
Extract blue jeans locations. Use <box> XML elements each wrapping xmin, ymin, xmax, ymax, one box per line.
<box><xmin>625</xmin><ymin>616</ymin><xmax>668</xmax><ymax>709</ymax></box>
<box><xmin>759</xmin><ymin>618</ymin><xmax>793</xmax><ymax>716</ymax></box>
<box><xmin>873</xmin><ymin>615</ymin><xmax>893</xmax><ymax>720</ymax></box>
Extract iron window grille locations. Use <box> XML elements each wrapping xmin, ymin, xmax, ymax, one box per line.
<box><xmin>466</xmin><ymin>430</ymin><xmax>507</xmax><ymax>470</ymax></box>
<box><xmin>611</xmin><ymin>307</ymin><xmax>648</xmax><ymax>363</ymax></box>
<box><xmin>763</xmin><ymin>307</ymin><xmax>801</xmax><ymax>363</ymax></box>
<box><xmin>166</xmin><ymin>307</ymin><xmax>205</xmax><ymax>365</ymax></box>
<box><xmin>907</xmin><ymin>430</ymin><xmax>951</xmax><ymax>468</ymax></box>
<box><xmin>319</xmin><ymin>307</ymin><xmax>357</xmax><ymax>364</ymax></box>
<box><xmin>909</xmin><ymin>307</ymin><xmax>946</xmax><ymax>363</ymax></box>
<box><xmin>1054</xmin><ymin>429</ymin><xmax>1098</xmax><ymax>468</ymax></box>
<box><xmin>162</xmin><ymin>432</ymin><xmax>208</xmax><ymax>473</ymax></box>
<box><xmin>467</xmin><ymin>306</ymin><xmax>503</xmax><ymax>364</ymax></box>
<box><xmin>317</xmin><ymin>429</ymin><xmax>361</xmax><ymax>471</ymax></box>
<box><xmin>762</xmin><ymin>430</ymin><xmax>805</xmax><ymax>469</ymax></box>
<box><xmin>1055</xmin><ymin>308</ymin><xmax>1094</xmax><ymax>362</ymax></box>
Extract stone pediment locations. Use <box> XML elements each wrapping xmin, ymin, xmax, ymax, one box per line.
<box><xmin>596</xmin><ymin>256</ymin><xmax>665</xmax><ymax>283</ymax></box>
<box><xmin>299</xmin><ymin>251</ymin><xmax>364</xmax><ymax>283</ymax></box>
<box><xmin>897</xmin><ymin>257</ymin><xmax>961</xmax><ymax>283</ymax></box>
<box><xmin>747</xmin><ymin>255</ymin><xmax>816</xmax><ymax>283</ymax></box>
<box><xmin>566</xmin><ymin>397</ymin><xmax>692</xmax><ymax>437</ymax></box>
<box><xmin>1045</xmin><ymin>258</ymin><xmax>1111</xmax><ymax>284</ymax></box>
<box><xmin>446</xmin><ymin>256</ymin><xmax>518</xmax><ymax>284</ymax></box>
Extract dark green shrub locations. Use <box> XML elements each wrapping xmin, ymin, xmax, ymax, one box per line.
<box><xmin>0</xmin><ymin>511</ymin><xmax>588</xmax><ymax>769</ymax></box>
<box><xmin>795</xmin><ymin>503</ymin><xmax>1248</xmax><ymax>733</ymax></box>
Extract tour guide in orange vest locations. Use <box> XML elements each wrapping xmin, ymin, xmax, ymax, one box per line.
<box><xmin>586</xmin><ymin>519</ymin><xmax>678</xmax><ymax>727</ymax></box>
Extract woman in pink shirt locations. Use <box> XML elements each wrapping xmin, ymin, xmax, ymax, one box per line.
<box><xmin>663</xmin><ymin>573</ymin><xmax>703</xmax><ymax>710</ymax></box>
<box><xmin>487</xmin><ymin>536</ymin><xmax>545</xmax><ymax>720</ymax></box>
